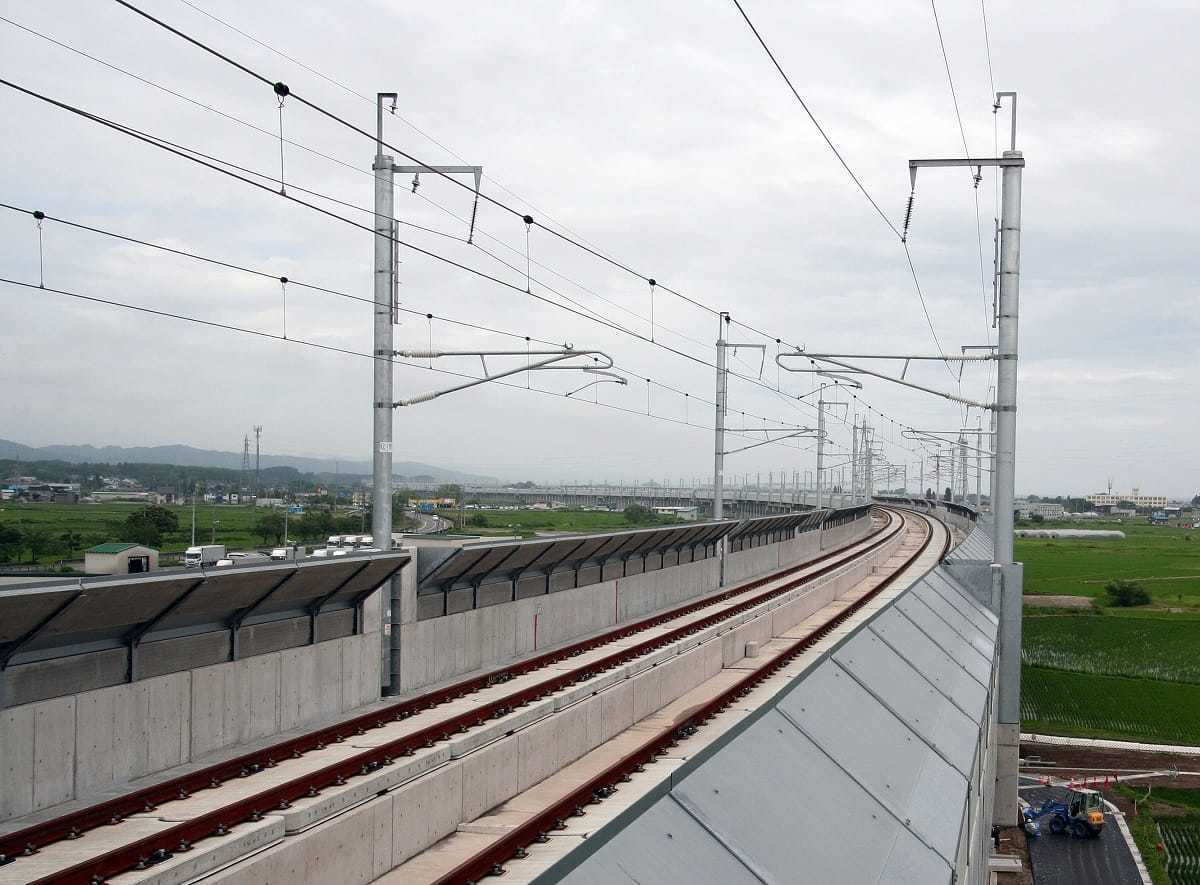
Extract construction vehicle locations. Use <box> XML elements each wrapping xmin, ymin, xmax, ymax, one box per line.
<box><xmin>1023</xmin><ymin>787</ymin><xmax>1106</xmax><ymax>838</ymax></box>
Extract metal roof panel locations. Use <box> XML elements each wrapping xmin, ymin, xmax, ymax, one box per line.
<box><xmin>924</xmin><ymin>570</ymin><xmax>999</xmax><ymax>637</ymax></box>
<box><xmin>671</xmin><ymin>710</ymin><xmax>949</xmax><ymax>884</ymax></box>
<box><xmin>910</xmin><ymin>583</ymin><xmax>996</xmax><ymax>657</ymax></box>
<box><xmin>893</xmin><ymin>595</ymin><xmax>992</xmax><ymax>685</ymax></box>
<box><xmin>776</xmin><ymin>661</ymin><xmax>967</xmax><ymax>861</ymax></box>
<box><xmin>833</xmin><ymin>630</ymin><xmax>980</xmax><ymax>777</ymax></box>
<box><xmin>869</xmin><ymin>608</ymin><xmax>988</xmax><ymax>721</ymax></box>
<box><xmin>556</xmin><ymin>797</ymin><xmax>760</xmax><ymax>885</ymax></box>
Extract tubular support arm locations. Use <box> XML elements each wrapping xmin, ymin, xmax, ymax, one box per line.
<box><xmin>776</xmin><ymin>351</ymin><xmax>995</xmax><ymax>411</ymax></box>
<box><xmin>393</xmin><ymin>348</ymin><xmax>615</xmax><ymax>406</ymax></box>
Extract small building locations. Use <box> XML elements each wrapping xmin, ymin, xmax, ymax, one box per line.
<box><xmin>654</xmin><ymin>505</ymin><xmax>699</xmax><ymax>520</ymax></box>
<box><xmin>1014</xmin><ymin>500</ymin><xmax>1065</xmax><ymax>520</ymax></box>
<box><xmin>84</xmin><ymin>543</ymin><xmax>159</xmax><ymax>575</ymax></box>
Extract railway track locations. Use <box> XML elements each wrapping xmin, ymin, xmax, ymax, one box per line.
<box><xmin>420</xmin><ymin>508</ymin><xmax>949</xmax><ymax>884</ymax></box>
<box><xmin>0</xmin><ymin>507</ymin><xmax>910</xmax><ymax>884</ymax></box>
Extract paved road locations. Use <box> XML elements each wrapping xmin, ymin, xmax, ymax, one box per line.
<box><xmin>1022</xmin><ymin>784</ymin><xmax>1143</xmax><ymax>885</ymax></box>
<box><xmin>410</xmin><ymin>511</ymin><xmax>447</xmax><ymax>534</ymax></box>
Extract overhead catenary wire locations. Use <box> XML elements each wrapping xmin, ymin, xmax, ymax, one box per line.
<box><xmin>170</xmin><ymin>0</ymin><xmax>619</xmax><ymax>265</ymax></box>
<box><xmin>0</xmin><ymin>73</ymin><xmax>936</xmax><ymax>454</ymax></box>
<box><xmin>0</xmin><ymin>201</ymin><xmax>816</xmax><ymax>436</ymax></box>
<box><xmin>111</xmin><ymin>0</ymin><xmax>718</xmax><ymax>318</ymax></box>
<box><xmin>727</xmin><ymin>0</ymin><xmax>972</xmax><ymax>399</ymax></box>
<box><xmin>0</xmin><ymin>3</ymin><xmax>803</xmax><ymax>371</ymax></box>
<box><xmin>171</xmin><ymin>0</ymin><xmax>975</xmax><ymax>471</ymax></box>
<box><xmin>727</xmin><ymin>0</ymin><xmax>901</xmax><ymax>240</ymax></box>
<box><xmin>81</xmin><ymin>1</ymin><xmax>966</xmax><ymax>454</ymax></box>
<box><xmin>0</xmin><ymin>275</ymin><xmax>826</xmax><ymax>451</ymax></box>
<box><xmin>0</xmin><ymin>75</ymin><xmax>651</xmax><ymax>343</ymax></box>
<box><xmin>0</xmin><ymin>201</ymin><xmax>565</xmax><ymax>348</ymax></box>
<box><xmin>1</xmin><ymin>30</ymin><xmax>944</xmax><ymax>470</ymax></box>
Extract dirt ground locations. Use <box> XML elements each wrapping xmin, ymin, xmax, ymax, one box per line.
<box><xmin>995</xmin><ymin>825</ymin><xmax>1034</xmax><ymax>885</ymax></box>
<box><xmin>1022</xmin><ymin>742</ymin><xmax>1200</xmax><ymax>780</ymax></box>
<box><xmin>1023</xmin><ymin>739</ymin><xmax>1200</xmax><ymax>830</ymax></box>
<box><xmin>1023</xmin><ymin>595</ymin><xmax>1094</xmax><ymax>608</ymax></box>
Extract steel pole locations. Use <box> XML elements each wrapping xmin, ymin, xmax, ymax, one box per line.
<box><xmin>975</xmin><ymin>425</ymin><xmax>982</xmax><ymax>510</ymax></box>
<box><xmin>372</xmin><ymin>94</ymin><xmax>396</xmax><ymax>553</ymax></box>
<box><xmin>815</xmin><ymin>398</ymin><xmax>825</xmax><ymax>509</ymax></box>
<box><xmin>994</xmin><ymin>150</ymin><xmax>1022</xmax><ymax>564</ymax></box>
<box><xmin>992</xmin><ymin>143</ymin><xmax>1024</xmax><ymax>826</ymax></box>
<box><xmin>959</xmin><ymin>436</ymin><xmax>968</xmax><ymax>505</ymax></box>
<box><xmin>712</xmin><ymin>313</ymin><xmax>727</xmax><ymax>520</ymax></box>
<box><xmin>989</xmin><ymin>408</ymin><xmax>998</xmax><ymax>510</ymax></box>
<box><xmin>850</xmin><ymin>419</ymin><xmax>858</xmax><ymax>504</ymax></box>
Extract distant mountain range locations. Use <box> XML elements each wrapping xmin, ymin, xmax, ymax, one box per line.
<box><xmin>0</xmin><ymin>438</ymin><xmax>496</xmax><ymax>484</ymax></box>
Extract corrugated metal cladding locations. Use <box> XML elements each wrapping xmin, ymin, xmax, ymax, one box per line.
<box><xmin>945</xmin><ymin>521</ymin><xmax>994</xmax><ymax>564</ymax></box>
<box><xmin>548</xmin><ymin>562</ymin><xmax>1000</xmax><ymax>885</ymax></box>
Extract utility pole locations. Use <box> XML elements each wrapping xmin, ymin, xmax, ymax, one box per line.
<box><xmin>975</xmin><ymin>420</ymin><xmax>983</xmax><ymax>510</ymax></box>
<box><xmin>372</xmin><ymin>93</ymin><xmax>484</xmax><ymax>554</ymax></box>
<box><xmin>863</xmin><ymin>426</ymin><xmax>874</xmax><ymax>499</ymax></box>
<box><xmin>815</xmin><ymin>394</ymin><xmax>826</xmax><ymax>509</ymax></box>
<box><xmin>372</xmin><ymin>94</ymin><xmax>397</xmax><ymax>554</ymax></box>
<box><xmin>850</xmin><ymin>418</ymin><xmax>858</xmax><ymax>504</ymax></box>
<box><xmin>992</xmin><ymin>97</ymin><xmax>1024</xmax><ymax>824</ymax></box>
<box><xmin>959</xmin><ymin>434</ymin><xmax>968</xmax><ymax>506</ymax></box>
<box><xmin>712</xmin><ymin>312</ymin><xmax>728</xmax><ymax>520</ymax></box>
<box><xmin>989</xmin><ymin>406</ymin><xmax>997</xmax><ymax>510</ymax></box>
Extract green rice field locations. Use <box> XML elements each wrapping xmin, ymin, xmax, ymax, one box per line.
<box><xmin>1023</xmin><ymin>613</ymin><xmax>1200</xmax><ymax>683</ymax></box>
<box><xmin>1116</xmin><ymin>785</ymin><xmax>1200</xmax><ymax>885</ymax></box>
<box><xmin>1018</xmin><ymin>520</ymin><xmax>1200</xmax><ymax>744</ymax></box>
<box><xmin>1022</xmin><ymin>665</ymin><xmax>1200</xmax><ymax>745</ymax></box>
<box><xmin>1016</xmin><ymin>521</ymin><xmax>1200</xmax><ymax>606</ymax></box>
<box><xmin>1160</xmin><ymin>821</ymin><xmax>1200</xmax><ymax>885</ymax></box>
<box><xmin>0</xmin><ymin>502</ymin><xmax>275</xmax><ymax>563</ymax></box>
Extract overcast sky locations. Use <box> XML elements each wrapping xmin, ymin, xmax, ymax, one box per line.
<box><xmin>1</xmin><ymin>0</ymin><xmax>1196</xmax><ymax>497</ymax></box>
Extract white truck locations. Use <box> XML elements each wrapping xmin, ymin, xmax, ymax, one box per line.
<box><xmin>184</xmin><ymin>544</ymin><xmax>226</xmax><ymax>568</ymax></box>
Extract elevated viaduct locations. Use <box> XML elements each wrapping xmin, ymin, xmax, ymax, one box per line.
<box><xmin>0</xmin><ymin>500</ymin><xmax>1007</xmax><ymax>884</ymax></box>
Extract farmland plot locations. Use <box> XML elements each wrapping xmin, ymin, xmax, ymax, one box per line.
<box><xmin>1022</xmin><ymin>665</ymin><xmax>1200</xmax><ymax>745</ymax></box>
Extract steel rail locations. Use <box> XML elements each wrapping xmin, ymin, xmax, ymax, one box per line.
<box><xmin>2</xmin><ymin>511</ymin><xmax>894</xmax><ymax>880</ymax></box>
<box><xmin>432</xmin><ymin>509</ymin><xmax>949</xmax><ymax>884</ymax></box>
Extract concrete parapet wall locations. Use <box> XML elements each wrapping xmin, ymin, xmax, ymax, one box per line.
<box><xmin>394</xmin><ymin>558</ymin><xmax>721</xmax><ymax>695</ymax></box>
<box><xmin>819</xmin><ymin>513</ymin><xmax>871</xmax><ymax>550</ymax></box>
<box><xmin>0</xmin><ymin>626</ymin><xmax>383</xmax><ymax>824</ymax></box>
<box><xmin>722</xmin><ymin>540</ymin><xmax>782</xmax><ymax>585</ymax></box>
<box><xmin>392</xmin><ymin>515</ymin><xmax>874</xmax><ymax>697</ymax></box>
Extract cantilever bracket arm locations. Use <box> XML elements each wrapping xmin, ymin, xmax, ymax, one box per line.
<box><xmin>901</xmin><ymin>429</ymin><xmax>995</xmax><ymax>457</ymax></box>
<box><xmin>722</xmin><ymin>428</ymin><xmax>821</xmax><ymax>456</ymax></box>
<box><xmin>566</xmin><ymin>369</ymin><xmax>629</xmax><ymax>398</ymax></box>
<box><xmin>391</xmin><ymin>348</ymin><xmax>615</xmax><ymax>406</ymax></box>
<box><xmin>776</xmin><ymin>351</ymin><xmax>995</xmax><ymax>411</ymax></box>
